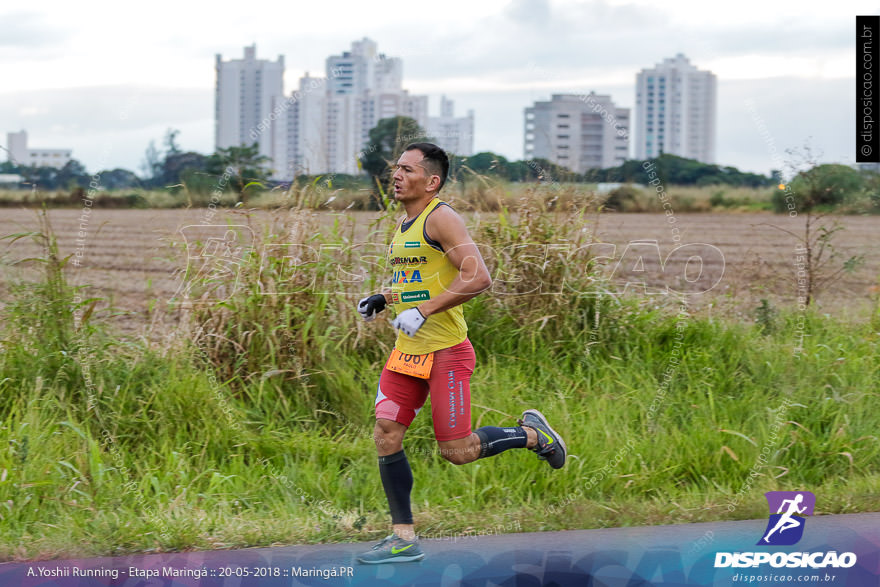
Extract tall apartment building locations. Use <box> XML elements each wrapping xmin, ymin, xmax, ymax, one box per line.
<box><xmin>288</xmin><ymin>38</ymin><xmax>435</xmax><ymax>176</ymax></box>
<box><xmin>635</xmin><ymin>53</ymin><xmax>716</xmax><ymax>163</ymax></box>
<box><xmin>5</xmin><ymin>130</ymin><xmax>72</xmax><ymax>169</ymax></box>
<box><xmin>427</xmin><ymin>96</ymin><xmax>474</xmax><ymax>156</ymax></box>
<box><xmin>217</xmin><ymin>40</ymin><xmax>475</xmax><ymax>178</ymax></box>
<box><xmin>288</xmin><ymin>73</ymin><xmax>329</xmax><ymax>175</ymax></box>
<box><xmin>323</xmin><ymin>39</ymin><xmax>389</xmax><ymax>174</ymax></box>
<box><xmin>524</xmin><ymin>93</ymin><xmax>629</xmax><ymax>173</ymax></box>
<box><xmin>214</xmin><ymin>45</ymin><xmax>287</xmax><ymax>178</ymax></box>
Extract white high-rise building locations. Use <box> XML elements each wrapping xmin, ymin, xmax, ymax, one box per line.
<box><xmin>7</xmin><ymin>131</ymin><xmax>27</xmax><ymax>163</ymax></box>
<box><xmin>374</xmin><ymin>54</ymin><xmax>403</xmax><ymax>92</ymax></box>
<box><xmin>427</xmin><ymin>96</ymin><xmax>474</xmax><ymax>156</ymax></box>
<box><xmin>287</xmin><ymin>73</ymin><xmax>328</xmax><ymax>176</ymax></box>
<box><xmin>635</xmin><ymin>54</ymin><xmax>716</xmax><ymax>163</ymax></box>
<box><xmin>287</xmin><ymin>38</ymin><xmax>446</xmax><ymax>176</ymax></box>
<box><xmin>325</xmin><ymin>94</ymin><xmax>361</xmax><ymax>174</ymax></box>
<box><xmin>215</xmin><ymin>45</ymin><xmax>287</xmax><ymax>178</ymax></box>
<box><xmin>5</xmin><ymin>130</ymin><xmax>72</xmax><ymax>169</ymax></box>
<box><xmin>524</xmin><ymin>93</ymin><xmax>629</xmax><ymax>173</ymax></box>
<box><xmin>327</xmin><ymin>38</ymin><xmax>375</xmax><ymax>96</ymax></box>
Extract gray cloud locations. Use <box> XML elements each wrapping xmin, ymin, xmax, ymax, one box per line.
<box><xmin>376</xmin><ymin>1</ymin><xmax>849</xmax><ymax>86</ymax></box>
<box><xmin>505</xmin><ymin>0</ymin><xmax>552</xmax><ymax>26</ymax></box>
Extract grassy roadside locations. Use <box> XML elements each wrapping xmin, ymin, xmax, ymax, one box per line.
<box><xmin>0</xmin><ymin>205</ymin><xmax>878</xmax><ymax>561</ymax></box>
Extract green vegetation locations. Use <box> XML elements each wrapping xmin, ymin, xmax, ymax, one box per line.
<box><xmin>0</xmin><ymin>182</ymin><xmax>777</xmax><ymax>213</ymax></box>
<box><xmin>4</xmin><ymin>166</ymin><xmax>879</xmax><ymax>215</ymax></box>
<box><xmin>6</xmin><ymin>123</ymin><xmax>880</xmax><ymax>215</ymax></box>
<box><xmin>597</xmin><ymin>153</ymin><xmax>774</xmax><ymax>187</ymax></box>
<box><xmin>1</xmin><ymin>198</ymin><xmax>878</xmax><ymax>561</ymax></box>
<box><xmin>772</xmin><ymin>163</ymin><xmax>865</xmax><ymax>215</ymax></box>
<box><xmin>358</xmin><ymin>116</ymin><xmax>428</xmax><ymax>206</ymax></box>
<box><xmin>454</xmin><ymin>152</ymin><xmax>774</xmax><ymax>188</ymax></box>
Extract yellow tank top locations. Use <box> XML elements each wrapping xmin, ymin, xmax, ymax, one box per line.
<box><xmin>388</xmin><ymin>198</ymin><xmax>468</xmax><ymax>354</ymax></box>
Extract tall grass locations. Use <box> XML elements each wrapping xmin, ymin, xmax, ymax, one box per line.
<box><xmin>0</xmin><ymin>199</ymin><xmax>878</xmax><ymax>561</ymax></box>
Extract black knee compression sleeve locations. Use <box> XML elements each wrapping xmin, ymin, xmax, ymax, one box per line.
<box><xmin>474</xmin><ymin>426</ymin><xmax>528</xmax><ymax>459</ymax></box>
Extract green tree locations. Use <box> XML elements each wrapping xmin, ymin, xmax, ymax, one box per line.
<box><xmin>20</xmin><ymin>165</ymin><xmax>58</xmax><ymax>189</ymax></box>
<box><xmin>206</xmin><ymin>143</ymin><xmax>271</xmax><ymax>204</ymax></box>
<box><xmin>860</xmin><ymin>169</ymin><xmax>880</xmax><ymax>211</ymax></box>
<box><xmin>779</xmin><ymin>163</ymin><xmax>863</xmax><ymax>212</ymax></box>
<box><xmin>56</xmin><ymin>160</ymin><xmax>90</xmax><ymax>190</ymax></box>
<box><xmin>140</xmin><ymin>140</ymin><xmax>163</xmax><ymax>186</ymax></box>
<box><xmin>462</xmin><ymin>152</ymin><xmax>510</xmax><ymax>177</ymax></box>
<box><xmin>164</xmin><ymin>128</ymin><xmax>182</xmax><ymax>157</ymax></box>
<box><xmin>359</xmin><ymin>116</ymin><xmax>427</xmax><ymax>208</ymax></box>
<box><xmin>599</xmin><ymin>154</ymin><xmax>773</xmax><ymax>187</ymax></box>
<box><xmin>98</xmin><ymin>168</ymin><xmax>141</xmax><ymax>190</ymax></box>
<box><xmin>160</xmin><ymin>152</ymin><xmax>208</xmax><ymax>188</ymax></box>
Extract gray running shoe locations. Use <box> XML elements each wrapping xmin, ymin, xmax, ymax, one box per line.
<box><xmin>356</xmin><ymin>534</ymin><xmax>425</xmax><ymax>564</ymax></box>
<box><xmin>520</xmin><ymin>409</ymin><xmax>567</xmax><ymax>469</ymax></box>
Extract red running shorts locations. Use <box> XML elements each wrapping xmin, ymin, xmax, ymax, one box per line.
<box><xmin>375</xmin><ymin>338</ymin><xmax>475</xmax><ymax>442</ymax></box>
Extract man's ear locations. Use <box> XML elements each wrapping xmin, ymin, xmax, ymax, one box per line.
<box><xmin>426</xmin><ymin>174</ymin><xmax>441</xmax><ymax>193</ymax></box>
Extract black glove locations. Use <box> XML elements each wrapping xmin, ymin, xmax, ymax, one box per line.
<box><xmin>357</xmin><ymin>294</ymin><xmax>387</xmax><ymax>322</ymax></box>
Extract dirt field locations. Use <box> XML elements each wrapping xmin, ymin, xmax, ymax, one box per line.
<box><xmin>1</xmin><ymin>208</ymin><xmax>877</xmax><ymax>335</ymax></box>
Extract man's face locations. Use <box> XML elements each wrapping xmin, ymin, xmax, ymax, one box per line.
<box><xmin>392</xmin><ymin>149</ymin><xmax>436</xmax><ymax>202</ymax></box>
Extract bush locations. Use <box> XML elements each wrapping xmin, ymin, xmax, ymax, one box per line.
<box><xmin>603</xmin><ymin>185</ymin><xmax>642</xmax><ymax>211</ymax></box>
<box><xmin>773</xmin><ymin>164</ymin><xmax>863</xmax><ymax>213</ymax></box>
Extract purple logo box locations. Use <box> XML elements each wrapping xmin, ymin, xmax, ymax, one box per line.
<box><xmin>758</xmin><ymin>491</ymin><xmax>816</xmax><ymax>546</ymax></box>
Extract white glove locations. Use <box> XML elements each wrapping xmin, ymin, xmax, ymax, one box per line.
<box><xmin>357</xmin><ymin>294</ymin><xmax>387</xmax><ymax>322</ymax></box>
<box><xmin>392</xmin><ymin>307</ymin><xmax>427</xmax><ymax>337</ymax></box>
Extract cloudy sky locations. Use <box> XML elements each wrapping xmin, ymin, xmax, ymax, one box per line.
<box><xmin>0</xmin><ymin>0</ymin><xmax>870</xmax><ymax>176</ymax></box>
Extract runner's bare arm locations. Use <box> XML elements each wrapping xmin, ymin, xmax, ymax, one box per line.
<box><xmin>417</xmin><ymin>206</ymin><xmax>492</xmax><ymax>317</ymax></box>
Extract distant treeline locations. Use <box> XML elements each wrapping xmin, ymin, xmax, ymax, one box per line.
<box><xmin>451</xmin><ymin>152</ymin><xmax>776</xmax><ymax>188</ymax></box>
<box><xmin>2</xmin><ymin>145</ymin><xmax>775</xmax><ymax>194</ymax></box>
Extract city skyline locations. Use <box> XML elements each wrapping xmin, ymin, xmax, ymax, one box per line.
<box><xmin>214</xmin><ymin>40</ymin><xmax>474</xmax><ymax>178</ymax></box>
<box><xmin>1</xmin><ymin>0</ymin><xmax>861</xmax><ymax>177</ymax></box>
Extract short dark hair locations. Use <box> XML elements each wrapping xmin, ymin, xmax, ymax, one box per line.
<box><xmin>405</xmin><ymin>142</ymin><xmax>449</xmax><ymax>192</ymax></box>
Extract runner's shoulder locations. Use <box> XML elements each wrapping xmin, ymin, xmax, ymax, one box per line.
<box><xmin>426</xmin><ymin>200</ymin><xmax>466</xmax><ymax>229</ymax></box>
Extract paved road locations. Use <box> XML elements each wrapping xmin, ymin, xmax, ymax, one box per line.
<box><xmin>1</xmin><ymin>513</ymin><xmax>877</xmax><ymax>586</ymax></box>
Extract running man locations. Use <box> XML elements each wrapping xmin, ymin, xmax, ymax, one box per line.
<box><xmin>355</xmin><ymin>143</ymin><xmax>567</xmax><ymax>564</ymax></box>
<box><xmin>762</xmin><ymin>493</ymin><xmax>807</xmax><ymax>544</ymax></box>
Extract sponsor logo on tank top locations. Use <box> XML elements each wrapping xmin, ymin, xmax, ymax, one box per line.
<box><xmin>390</xmin><ymin>256</ymin><xmax>428</xmax><ymax>267</ymax></box>
<box><xmin>393</xmin><ymin>270</ymin><xmax>423</xmax><ymax>284</ymax></box>
<box><xmin>400</xmin><ymin>290</ymin><xmax>430</xmax><ymax>303</ymax></box>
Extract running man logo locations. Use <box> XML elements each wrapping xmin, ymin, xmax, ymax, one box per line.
<box><xmin>757</xmin><ymin>491</ymin><xmax>815</xmax><ymax>546</ymax></box>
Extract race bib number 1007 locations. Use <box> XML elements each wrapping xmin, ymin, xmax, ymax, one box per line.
<box><xmin>386</xmin><ymin>349</ymin><xmax>435</xmax><ymax>379</ymax></box>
